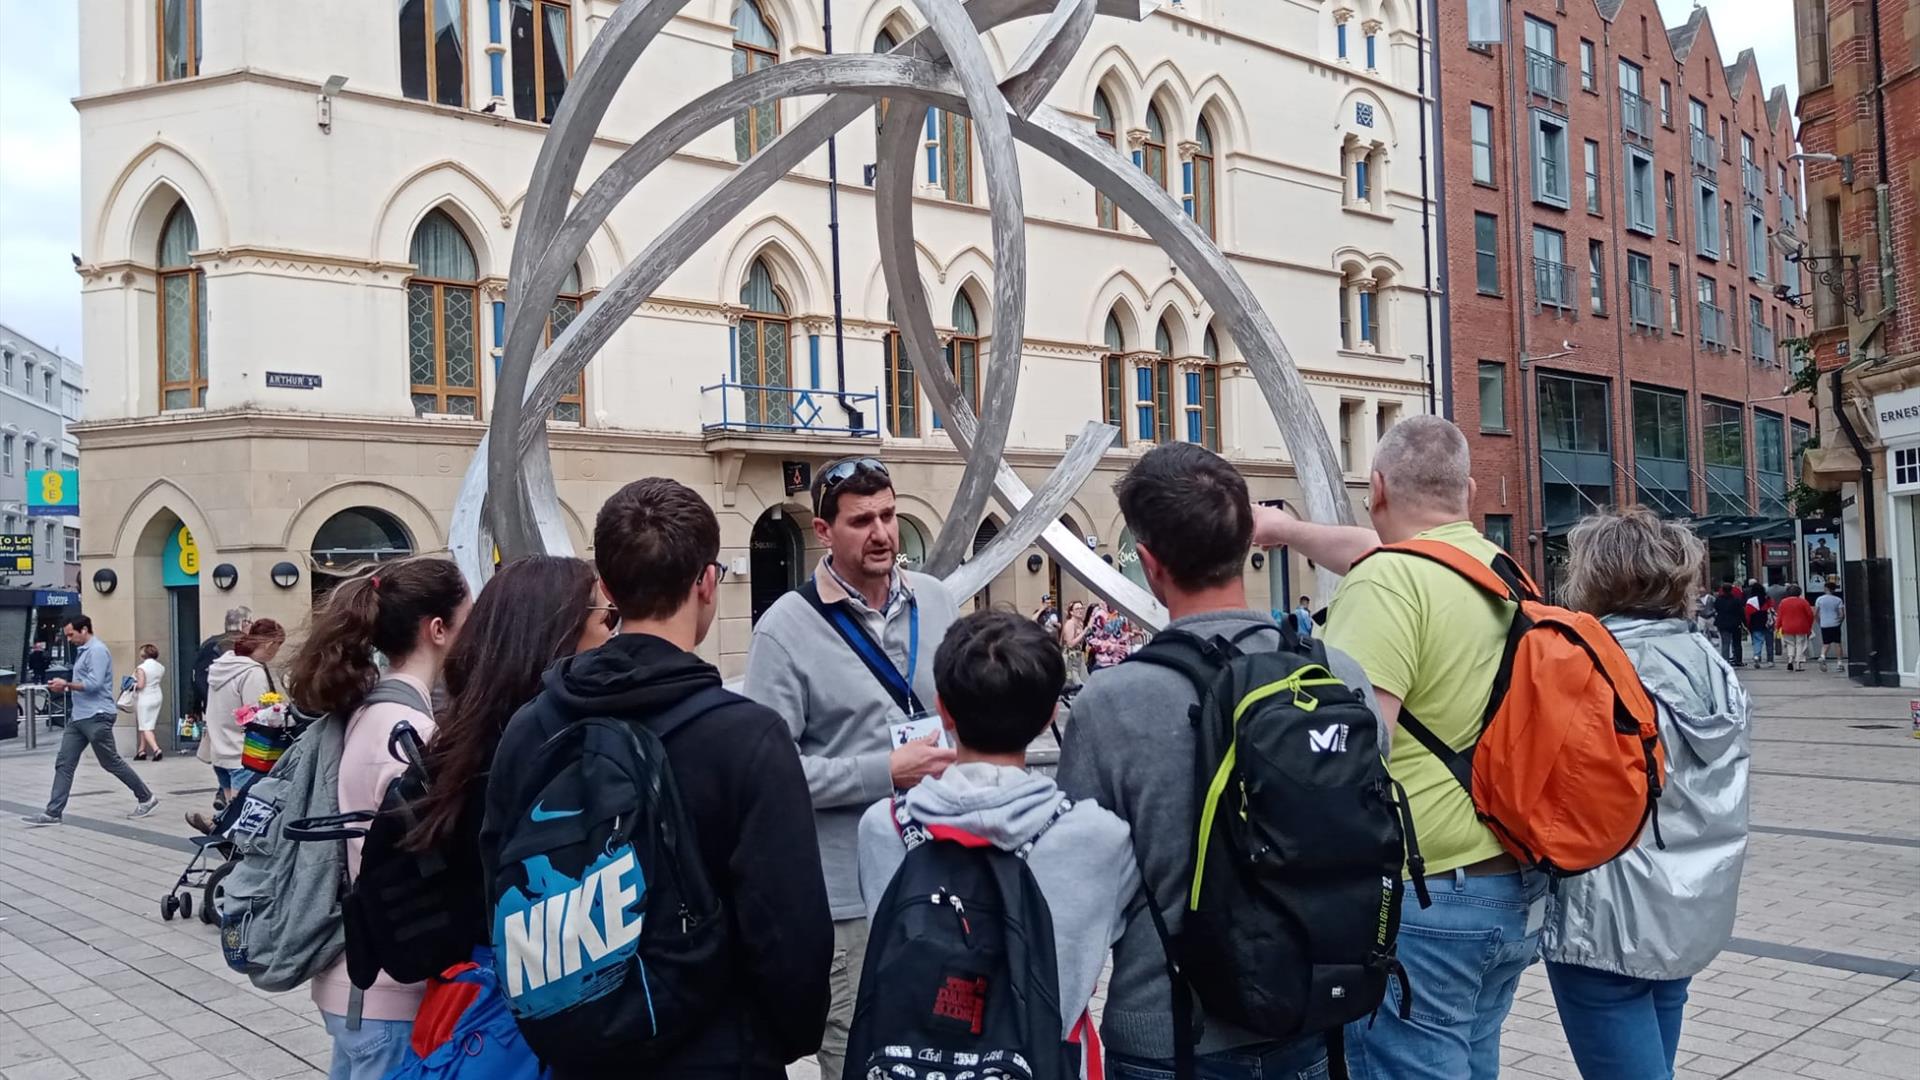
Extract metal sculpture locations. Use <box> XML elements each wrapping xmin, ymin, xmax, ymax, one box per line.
<box><xmin>451</xmin><ymin>0</ymin><xmax>1354</xmax><ymax>630</ymax></box>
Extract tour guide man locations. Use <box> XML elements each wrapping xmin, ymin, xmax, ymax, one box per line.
<box><xmin>743</xmin><ymin>456</ymin><xmax>962</xmax><ymax>1080</ymax></box>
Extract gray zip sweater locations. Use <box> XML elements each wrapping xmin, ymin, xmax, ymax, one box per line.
<box><xmin>742</xmin><ymin>560</ymin><xmax>962</xmax><ymax>919</ymax></box>
<box><xmin>857</xmin><ymin>762</ymin><xmax>1139</xmax><ymax>1038</ymax></box>
<box><xmin>1055</xmin><ymin>610</ymin><xmax>1382</xmax><ymax>1061</ymax></box>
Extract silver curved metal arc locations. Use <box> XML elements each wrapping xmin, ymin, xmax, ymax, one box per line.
<box><xmin>1003</xmin><ymin>0</ymin><xmax>1097</xmax><ymax>116</ymax></box>
<box><xmin>493</xmin><ymin>0</ymin><xmax>696</xmax><ymax>559</ymax></box>
<box><xmin>941</xmin><ymin>420</ymin><xmax>1117</xmax><ymax>601</ymax></box>
<box><xmin>874</xmin><ymin>82</ymin><xmax>1165</xmax><ymax>625</ymax></box>
<box><xmin>481</xmin><ymin>0</ymin><xmax>1077</xmax><ymax>569</ymax></box>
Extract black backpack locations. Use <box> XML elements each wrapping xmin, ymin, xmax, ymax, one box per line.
<box><xmin>486</xmin><ymin>686</ymin><xmax>735</xmax><ymax>1070</ymax></box>
<box><xmin>844</xmin><ymin>795</ymin><xmax>1077</xmax><ymax>1080</ymax></box>
<box><xmin>1129</xmin><ymin>624</ymin><xmax>1427</xmax><ymax>1077</ymax></box>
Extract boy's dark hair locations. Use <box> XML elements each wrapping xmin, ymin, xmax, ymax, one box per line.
<box><xmin>1115</xmin><ymin>443</ymin><xmax>1253</xmax><ymax>591</ymax></box>
<box><xmin>64</xmin><ymin>615</ymin><xmax>93</xmax><ymax>634</ymax></box>
<box><xmin>594</xmin><ymin>477</ymin><xmax>720</xmax><ymax>621</ymax></box>
<box><xmin>814</xmin><ymin>458</ymin><xmax>894</xmax><ymax>524</ymax></box>
<box><xmin>933</xmin><ymin>611</ymin><xmax>1065</xmax><ymax>755</ymax></box>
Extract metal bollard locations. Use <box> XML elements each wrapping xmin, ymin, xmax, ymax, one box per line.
<box><xmin>21</xmin><ymin>685</ymin><xmax>38</xmax><ymax>750</ymax></box>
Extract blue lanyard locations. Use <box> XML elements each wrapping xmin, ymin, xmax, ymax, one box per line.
<box><xmin>904</xmin><ymin>599</ymin><xmax>920</xmax><ymax>706</ymax></box>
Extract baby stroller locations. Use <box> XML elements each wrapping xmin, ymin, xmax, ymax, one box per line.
<box><xmin>159</xmin><ymin>781</ymin><xmax>248</xmax><ymax>923</ymax></box>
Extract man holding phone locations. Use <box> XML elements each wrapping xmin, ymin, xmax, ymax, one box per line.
<box><xmin>744</xmin><ymin>456</ymin><xmax>962</xmax><ymax>1080</ymax></box>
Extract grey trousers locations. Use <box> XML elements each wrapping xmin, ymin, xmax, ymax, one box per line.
<box><xmin>817</xmin><ymin>917</ymin><xmax>869</xmax><ymax>1080</ymax></box>
<box><xmin>46</xmin><ymin>714</ymin><xmax>151</xmax><ymax>817</ymax></box>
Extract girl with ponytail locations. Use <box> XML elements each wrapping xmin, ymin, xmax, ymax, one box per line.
<box><xmin>291</xmin><ymin>557</ymin><xmax>469</xmax><ymax>1080</ymax></box>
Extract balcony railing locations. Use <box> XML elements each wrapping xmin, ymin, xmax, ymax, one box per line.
<box><xmin>1526</xmin><ymin>49</ymin><xmax>1569</xmax><ymax>107</ymax></box>
<box><xmin>1752</xmin><ymin>321</ymin><xmax>1776</xmax><ymax>364</ymax></box>
<box><xmin>1628</xmin><ymin>280</ymin><xmax>1664</xmax><ymax>332</ymax></box>
<box><xmin>701</xmin><ymin>381</ymin><xmax>881</xmax><ymax>437</ymax></box>
<box><xmin>1743</xmin><ymin>161</ymin><xmax>1765</xmax><ymax>205</ymax></box>
<box><xmin>1697</xmin><ymin>301</ymin><xmax>1728</xmax><ymax>350</ymax></box>
<box><xmin>1690</xmin><ymin>127</ymin><xmax>1718</xmax><ymax>176</ymax></box>
<box><xmin>1533</xmin><ymin>257</ymin><xmax>1577</xmax><ymax>315</ymax></box>
<box><xmin>1620</xmin><ymin>89</ymin><xmax>1652</xmax><ymax>142</ymax></box>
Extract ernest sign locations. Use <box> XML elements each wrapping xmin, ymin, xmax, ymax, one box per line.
<box><xmin>1874</xmin><ymin>385</ymin><xmax>1920</xmax><ymax>442</ymax></box>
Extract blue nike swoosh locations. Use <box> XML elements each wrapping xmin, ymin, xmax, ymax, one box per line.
<box><xmin>530</xmin><ymin>802</ymin><xmax>582</xmax><ymax>822</ymax></box>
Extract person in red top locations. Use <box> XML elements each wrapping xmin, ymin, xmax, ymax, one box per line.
<box><xmin>1775</xmin><ymin>585</ymin><xmax>1817</xmax><ymax>672</ymax></box>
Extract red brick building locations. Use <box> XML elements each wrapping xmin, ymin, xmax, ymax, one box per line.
<box><xmin>1436</xmin><ymin>0</ymin><xmax>1812</xmax><ymax>596</ymax></box>
<box><xmin>1793</xmin><ymin>0</ymin><xmax>1920</xmax><ymax>686</ymax></box>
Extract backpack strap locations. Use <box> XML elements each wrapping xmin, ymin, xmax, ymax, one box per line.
<box><xmin>1353</xmin><ymin>540</ymin><xmax>1538</xmax><ymax>604</ymax></box>
<box><xmin>1013</xmin><ymin>796</ymin><xmax>1073</xmax><ymax>861</ymax></box>
<box><xmin>1129</xmin><ymin>844</ymin><xmax>1195</xmax><ymax>1080</ymax></box>
<box><xmin>800</xmin><ymin>580</ymin><xmax>922</xmax><ymax>715</ymax></box>
<box><xmin>362</xmin><ymin>678</ymin><xmax>433</xmax><ymax>718</ymax></box>
<box><xmin>1126</xmin><ymin>629</ymin><xmax>1227</xmax><ymax>717</ymax></box>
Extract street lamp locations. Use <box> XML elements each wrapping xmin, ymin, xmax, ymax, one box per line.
<box><xmin>270</xmin><ymin>561</ymin><xmax>301</xmax><ymax>589</ymax></box>
<box><xmin>1789</xmin><ymin>151</ymin><xmax>1854</xmax><ymax>186</ymax></box>
<box><xmin>211</xmin><ymin>563</ymin><xmax>238</xmax><ymax>591</ymax></box>
<box><xmin>91</xmin><ymin>568</ymin><xmax>116</xmax><ymax>595</ymax></box>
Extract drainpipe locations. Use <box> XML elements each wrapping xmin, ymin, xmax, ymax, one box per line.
<box><xmin>823</xmin><ymin>0</ymin><xmax>858</xmax><ymax>429</ymax></box>
<box><xmin>1501</xmin><ymin>8</ymin><xmax>1540</xmax><ymax>581</ymax></box>
<box><xmin>1868</xmin><ymin>0</ymin><xmax>1895</xmax><ymax>309</ymax></box>
<box><xmin>1417</xmin><ymin>0</ymin><xmax>1441</xmax><ymax>415</ymax></box>
<box><xmin>1831</xmin><ymin>368</ymin><xmax>1882</xmax><ymax>683</ymax></box>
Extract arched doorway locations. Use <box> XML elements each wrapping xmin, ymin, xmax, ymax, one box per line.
<box><xmin>750</xmin><ymin>508</ymin><xmax>804</xmax><ymax>623</ymax></box>
<box><xmin>970</xmin><ymin>517</ymin><xmax>1001</xmax><ymax>611</ymax></box>
<box><xmin>129</xmin><ymin>511</ymin><xmax>199</xmax><ymax>751</ymax></box>
<box><xmin>897</xmin><ymin>514</ymin><xmax>931</xmax><ymax>574</ymax></box>
<box><xmin>310</xmin><ymin>507</ymin><xmax>415</xmax><ymax>601</ymax></box>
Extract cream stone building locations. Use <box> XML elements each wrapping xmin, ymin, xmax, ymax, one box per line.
<box><xmin>73</xmin><ymin>0</ymin><xmax>1435</xmax><ymax>720</ymax></box>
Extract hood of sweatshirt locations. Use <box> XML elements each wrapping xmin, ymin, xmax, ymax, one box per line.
<box><xmin>1603</xmin><ymin>616</ymin><xmax>1748</xmax><ymax>765</ymax></box>
<box><xmin>208</xmin><ymin>651</ymin><xmax>263</xmax><ymax>693</ymax></box>
<box><xmin>539</xmin><ymin>632</ymin><xmax>720</xmax><ymax>719</ymax></box>
<box><xmin>902</xmin><ymin>761</ymin><xmax>1070</xmax><ymax>851</ymax></box>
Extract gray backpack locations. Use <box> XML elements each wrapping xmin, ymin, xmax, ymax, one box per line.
<box><xmin>215</xmin><ymin>681</ymin><xmax>431</xmax><ymax>994</ymax></box>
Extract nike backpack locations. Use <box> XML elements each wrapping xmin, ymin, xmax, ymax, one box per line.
<box><xmin>486</xmin><ymin>686</ymin><xmax>734</xmax><ymax>1070</ymax></box>
<box><xmin>843</xmin><ymin>795</ymin><xmax>1077</xmax><ymax>1080</ymax></box>
<box><xmin>1349</xmin><ymin>541</ymin><xmax>1667</xmax><ymax>875</ymax></box>
<box><xmin>215</xmin><ymin>680</ymin><xmax>430</xmax><ymax>991</ymax></box>
<box><xmin>1129</xmin><ymin>623</ymin><xmax>1421</xmax><ymax>1073</ymax></box>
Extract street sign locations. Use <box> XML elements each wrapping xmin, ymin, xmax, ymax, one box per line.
<box><xmin>26</xmin><ymin>469</ymin><xmax>78</xmax><ymax>517</ymax></box>
<box><xmin>266</xmin><ymin>371</ymin><xmax>323</xmax><ymax>390</ymax></box>
<box><xmin>0</xmin><ymin>534</ymin><xmax>35</xmax><ymax>575</ymax></box>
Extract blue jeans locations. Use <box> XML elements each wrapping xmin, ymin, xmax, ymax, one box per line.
<box><xmin>321</xmin><ymin>1013</ymin><xmax>414</xmax><ymax>1080</ymax></box>
<box><xmin>1344</xmin><ymin>868</ymin><xmax>1548</xmax><ymax>1080</ymax></box>
<box><xmin>1110</xmin><ymin>1039</ymin><xmax>1329</xmax><ymax>1080</ymax></box>
<box><xmin>1545</xmin><ymin>962</ymin><xmax>1690</xmax><ymax>1079</ymax></box>
<box><xmin>1750</xmin><ymin>629</ymin><xmax>1771</xmax><ymax>664</ymax></box>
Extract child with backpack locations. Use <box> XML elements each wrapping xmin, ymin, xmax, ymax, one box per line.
<box><xmin>286</xmin><ymin>559</ymin><xmax>470</xmax><ymax>1080</ymax></box>
<box><xmin>855</xmin><ymin>610</ymin><xmax>1139</xmax><ymax>1080</ymax></box>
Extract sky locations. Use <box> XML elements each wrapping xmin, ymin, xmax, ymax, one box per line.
<box><xmin>0</xmin><ymin>0</ymin><xmax>1802</xmax><ymax>367</ymax></box>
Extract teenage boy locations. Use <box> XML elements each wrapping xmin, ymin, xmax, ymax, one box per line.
<box><xmin>744</xmin><ymin>456</ymin><xmax>963</xmax><ymax>1080</ymax></box>
<box><xmin>486</xmin><ymin>478</ymin><xmax>831</xmax><ymax>1079</ymax></box>
<box><xmin>1057</xmin><ymin>443</ymin><xmax>1380</xmax><ymax>1080</ymax></box>
<box><xmin>23</xmin><ymin>616</ymin><xmax>159</xmax><ymax>826</ymax></box>
<box><xmin>1253</xmin><ymin>417</ymin><xmax>1550</xmax><ymax>1080</ymax></box>
<box><xmin>857</xmin><ymin>611</ymin><xmax>1138</xmax><ymax>1059</ymax></box>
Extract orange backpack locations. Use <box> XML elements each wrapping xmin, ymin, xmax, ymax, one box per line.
<box><xmin>1353</xmin><ymin>540</ymin><xmax>1667</xmax><ymax>876</ymax></box>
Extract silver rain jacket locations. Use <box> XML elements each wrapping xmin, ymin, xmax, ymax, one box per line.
<box><xmin>1541</xmin><ymin>615</ymin><xmax>1752</xmax><ymax>980</ymax></box>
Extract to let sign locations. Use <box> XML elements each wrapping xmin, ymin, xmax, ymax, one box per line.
<box><xmin>26</xmin><ymin>470</ymin><xmax>78</xmax><ymax>516</ymax></box>
<box><xmin>0</xmin><ymin>535</ymin><xmax>34</xmax><ymax>575</ymax></box>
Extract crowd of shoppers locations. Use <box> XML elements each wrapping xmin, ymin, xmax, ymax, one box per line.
<box><xmin>22</xmin><ymin>424</ymin><xmax>1785</xmax><ymax>1080</ymax></box>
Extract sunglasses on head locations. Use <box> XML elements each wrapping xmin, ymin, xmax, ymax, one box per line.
<box><xmin>813</xmin><ymin>457</ymin><xmax>890</xmax><ymax>513</ymax></box>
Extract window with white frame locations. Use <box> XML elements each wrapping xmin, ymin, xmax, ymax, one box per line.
<box><xmin>1892</xmin><ymin>445</ymin><xmax>1920</xmax><ymax>492</ymax></box>
<box><xmin>1471</xmin><ymin>104</ymin><xmax>1496</xmax><ymax>185</ymax></box>
<box><xmin>1531</xmin><ymin>110</ymin><xmax>1570</xmax><ymax>209</ymax></box>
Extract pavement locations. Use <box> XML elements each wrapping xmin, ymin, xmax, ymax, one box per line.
<box><xmin>2</xmin><ymin>665</ymin><xmax>1916</xmax><ymax>1080</ymax></box>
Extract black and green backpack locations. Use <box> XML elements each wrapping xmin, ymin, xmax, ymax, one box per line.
<box><xmin>1129</xmin><ymin>622</ymin><xmax>1427</xmax><ymax>1075</ymax></box>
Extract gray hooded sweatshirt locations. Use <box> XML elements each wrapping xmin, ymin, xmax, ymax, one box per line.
<box><xmin>1542</xmin><ymin>615</ymin><xmax>1752</xmax><ymax>980</ymax></box>
<box><xmin>857</xmin><ymin>762</ymin><xmax>1140</xmax><ymax>1039</ymax></box>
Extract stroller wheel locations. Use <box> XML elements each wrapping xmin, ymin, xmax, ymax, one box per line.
<box><xmin>178</xmin><ymin>893</ymin><xmax>193</xmax><ymax>921</ymax></box>
<box><xmin>161</xmin><ymin>894</ymin><xmax>179</xmax><ymax>921</ymax></box>
<box><xmin>202</xmin><ymin>859</ymin><xmax>235</xmax><ymax>925</ymax></box>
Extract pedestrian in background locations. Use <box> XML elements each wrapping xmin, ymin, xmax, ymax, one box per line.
<box><xmin>191</xmin><ymin>619</ymin><xmax>287</xmax><ymax>829</ymax></box>
<box><xmin>131</xmin><ymin>644</ymin><xmax>166</xmax><ymax>762</ymax></box>
<box><xmin>191</xmin><ymin>607</ymin><xmax>251</xmax><ymax>727</ymax></box>
<box><xmin>1712</xmin><ymin>581</ymin><xmax>1746</xmax><ymax>667</ymax></box>
<box><xmin>1543</xmin><ymin>507</ymin><xmax>1751</xmax><ymax>1080</ymax></box>
<box><xmin>1815</xmin><ymin>582</ymin><xmax>1846</xmax><ymax>672</ymax></box>
<box><xmin>22</xmin><ymin>616</ymin><xmax>160</xmax><ymax>826</ymax></box>
<box><xmin>1744</xmin><ymin>583</ymin><xmax>1775</xmax><ymax>669</ymax></box>
<box><xmin>1776</xmin><ymin>586</ymin><xmax>1816</xmax><ymax>672</ymax></box>
<box><xmin>1060</xmin><ymin>599</ymin><xmax>1090</xmax><ymax>684</ymax></box>
<box><xmin>1292</xmin><ymin>595</ymin><xmax>1313</xmax><ymax>637</ymax></box>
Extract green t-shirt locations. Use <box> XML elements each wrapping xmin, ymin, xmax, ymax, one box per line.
<box><xmin>1325</xmin><ymin>521</ymin><xmax>1512</xmax><ymax>877</ymax></box>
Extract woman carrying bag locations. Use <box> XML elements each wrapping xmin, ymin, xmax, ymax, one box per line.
<box><xmin>190</xmin><ymin>619</ymin><xmax>286</xmax><ymax>832</ymax></box>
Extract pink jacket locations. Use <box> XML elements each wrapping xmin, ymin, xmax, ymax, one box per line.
<box><xmin>310</xmin><ymin>674</ymin><xmax>437</xmax><ymax>1023</ymax></box>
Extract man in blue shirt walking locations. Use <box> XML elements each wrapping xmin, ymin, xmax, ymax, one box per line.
<box><xmin>21</xmin><ymin>615</ymin><xmax>159</xmax><ymax>825</ymax></box>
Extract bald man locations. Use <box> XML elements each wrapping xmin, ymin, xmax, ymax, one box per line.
<box><xmin>1254</xmin><ymin>417</ymin><xmax>1546</xmax><ymax>1080</ymax></box>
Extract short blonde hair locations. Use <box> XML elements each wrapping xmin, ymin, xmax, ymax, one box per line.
<box><xmin>1563</xmin><ymin>507</ymin><xmax>1705</xmax><ymax>618</ymax></box>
